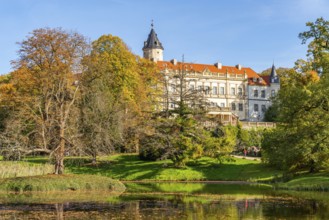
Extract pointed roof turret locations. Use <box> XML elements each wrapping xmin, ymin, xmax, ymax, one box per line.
<box><xmin>143</xmin><ymin>22</ymin><xmax>164</xmax><ymax>50</ymax></box>
<box><xmin>270</xmin><ymin>63</ymin><xmax>279</xmax><ymax>83</ymax></box>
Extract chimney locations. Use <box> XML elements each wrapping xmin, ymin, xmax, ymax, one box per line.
<box><xmin>236</xmin><ymin>64</ymin><xmax>242</xmax><ymax>70</ymax></box>
<box><xmin>214</xmin><ymin>62</ymin><xmax>222</xmax><ymax>69</ymax></box>
<box><xmin>171</xmin><ymin>59</ymin><xmax>177</xmax><ymax>65</ymax></box>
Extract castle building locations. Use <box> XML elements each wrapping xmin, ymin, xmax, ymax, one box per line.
<box><xmin>247</xmin><ymin>64</ymin><xmax>280</xmax><ymax>121</ymax></box>
<box><xmin>142</xmin><ymin>23</ymin><xmax>164</xmax><ymax>62</ymax></box>
<box><xmin>143</xmin><ymin>25</ymin><xmax>279</xmax><ymax>122</ymax></box>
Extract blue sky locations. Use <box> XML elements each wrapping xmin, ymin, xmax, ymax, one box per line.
<box><xmin>1</xmin><ymin>0</ymin><xmax>329</xmax><ymax>74</ymax></box>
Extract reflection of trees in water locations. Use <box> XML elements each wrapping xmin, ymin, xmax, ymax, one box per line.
<box><xmin>0</xmin><ymin>198</ymin><xmax>329</xmax><ymax>219</ymax></box>
<box><xmin>55</xmin><ymin>203</ymin><xmax>63</xmax><ymax>220</ymax></box>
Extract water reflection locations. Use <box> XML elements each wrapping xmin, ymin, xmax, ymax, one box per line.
<box><xmin>0</xmin><ymin>183</ymin><xmax>328</xmax><ymax>219</ymax></box>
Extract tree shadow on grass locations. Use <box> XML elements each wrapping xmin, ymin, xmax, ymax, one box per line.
<box><xmin>66</xmin><ymin>154</ymin><xmax>165</xmax><ymax>181</ymax></box>
<box><xmin>188</xmin><ymin>159</ymin><xmax>282</xmax><ymax>182</ymax></box>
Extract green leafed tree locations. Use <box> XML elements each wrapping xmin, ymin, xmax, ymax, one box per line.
<box><xmin>262</xmin><ymin>18</ymin><xmax>329</xmax><ymax>173</ymax></box>
<box><xmin>79</xmin><ymin>35</ymin><xmax>159</xmax><ymax>162</ymax></box>
<box><xmin>299</xmin><ymin>17</ymin><xmax>329</xmax><ymax>76</ymax></box>
<box><xmin>139</xmin><ymin>61</ymin><xmax>235</xmax><ymax>167</ymax></box>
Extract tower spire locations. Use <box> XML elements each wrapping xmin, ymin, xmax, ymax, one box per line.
<box><xmin>143</xmin><ymin>22</ymin><xmax>164</xmax><ymax>62</ymax></box>
<box><xmin>270</xmin><ymin>63</ymin><xmax>279</xmax><ymax>84</ymax></box>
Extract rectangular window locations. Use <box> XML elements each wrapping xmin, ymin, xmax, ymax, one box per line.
<box><xmin>231</xmin><ymin>87</ymin><xmax>236</xmax><ymax>95</ymax></box>
<box><xmin>254</xmin><ymin>89</ymin><xmax>258</xmax><ymax>97</ymax></box>
<box><xmin>238</xmin><ymin>103</ymin><xmax>243</xmax><ymax>111</ymax></box>
<box><xmin>261</xmin><ymin>90</ymin><xmax>266</xmax><ymax>98</ymax></box>
<box><xmin>220</xmin><ymin>103</ymin><xmax>225</xmax><ymax>107</ymax></box>
<box><xmin>271</xmin><ymin>90</ymin><xmax>276</xmax><ymax>97</ymax></box>
<box><xmin>220</xmin><ymin>87</ymin><xmax>225</xmax><ymax>95</ymax></box>
<box><xmin>261</xmin><ymin>105</ymin><xmax>266</xmax><ymax>112</ymax></box>
<box><xmin>189</xmin><ymin>84</ymin><xmax>195</xmax><ymax>91</ymax></box>
<box><xmin>198</xmin><ymin>85</ymin><xmax>203</xmax><ymax>93</ymax></box>
<box><xmin>212</xmin><ymin>86</ymin><xmax>218</xmax><ymax>95</ymax></box>
<box><xmin>205</xmin><ymin>86</ymin><xmax>210</xmax><ymax>95</ymax></box>
<box><xmin>238</xmin><ymin>87</ymin><xmax>243</xmax><ymax>96</ymax></box>
<box><xmin>231</xmin><ymin>103</ymin><xmax>236</xmax><ymax>111</ymax></box>
<box><xmin>254</xmin><ymin>104</ymin><xmax>259</xmax><ymax>112</ymax></box>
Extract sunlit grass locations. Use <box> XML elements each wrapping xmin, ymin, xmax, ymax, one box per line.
<box><xmin>62</xmin><ymin>154</ymin><xmax>282</xmax><ymax>182</ymax></box>
<box><xmin>0</xmin><ymin>161</ymin><xmax>53</xmax><ymax>178</ymax></box>
<box><xmin>277</xmin><ymin>175</ymin><xmax>329</xmax><ymax>191</ymax></box>
<box><xmin>0</xmin><ymin>174</ymin><xmax>125</xmax><ymax>193</ymax></box>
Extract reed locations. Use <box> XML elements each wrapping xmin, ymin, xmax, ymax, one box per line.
<box><xmin>0</xmin><ymin>174</ymin><xmax>126</xmax><ymax>193</ymax></box>
<box><xmin>0</xmin><ymin>161</ymin><xmax>53</xmax><ymax>178</ymax></box>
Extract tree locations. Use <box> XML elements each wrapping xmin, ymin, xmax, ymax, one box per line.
<box><xmin>262</xmin><ymin>18</ymin><xmax>329</xmax><ymax>172</ymax></box>
<box><xmin>203</xmin><ymin>125</ymin><xmax>237</xmax><ymax>163</ymax></box>
<box><xmin>2</xmin><ymin>28</ymin><xmax>89</xmax><ymax>174</ymax></box>
<box><xmin>139</xmin><ymin>60</ymin><xmax>235</xmax><ymax>167</ymax></box>
<box><xmin>79</xmin><ymin>35</ymin><xmax>159</xmax><ymax>162</ymax></box>
<box><xmin>299</xmin><ymin>17</ymin><xmax>329</xmax><ymax>76</ymax></box>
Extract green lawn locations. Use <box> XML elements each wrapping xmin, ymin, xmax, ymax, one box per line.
<box><xmin>3</xmin><ymin>154</ymin><xmax>329</xmax><ymax>191</ymax></box>
<box><xmin>276</xmin><ymin>172</ymin><xmax>329</xmax><ymax>191</ymax></box>
<box><xmin>51</xmin><ymin>154</ymin><xmax>282</xmax><ymax>181</ymax></box>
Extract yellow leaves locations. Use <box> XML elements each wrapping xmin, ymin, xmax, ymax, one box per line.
<box><xmin>303</xmin><ymin>70</ymin><xmax>320</xmax><ymax>83</ymax></box>
<box><xmin>0</xmin><ymin>83</ymin><xmax>15</xmax><ymax>94</ymax></box>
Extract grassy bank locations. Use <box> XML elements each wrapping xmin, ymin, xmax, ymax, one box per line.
<box><xmin>275</xmin><ymin>172</ymin><xmax>329</xmax><ymax>191</ymax></box>
<box><xmin>59</xmin><ymin>154</ymin><xmax>282</xmax><ymax>182</ymax></box>
<box><xmin>0</xmin><ymin>174</ymin><xmax>126</xmax><ymax>193</ymax></box>
<box><xmin>2</xmin><ymin>154</ymin><xmax>329</xmax><ymax>191</ymax></box>
<box><xmin>2</xmin><ymin>155</ymin><xmax>280</xmax><ymax>182</ymax></box>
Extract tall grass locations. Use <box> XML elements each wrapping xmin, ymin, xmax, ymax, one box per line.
<box><xmin>276</xmin><ymin>176</ymin><xmax>329</xmax><ymax>191</ymax></box>
<box><xmin>0</xmin><ymin>174</ymin><xmax>126</xmax><ymax>193</ymax></box>
<box><xmin>0</xmin><ymin>161</ymin><xmax>53</xmax><ymax>178</ymax></box>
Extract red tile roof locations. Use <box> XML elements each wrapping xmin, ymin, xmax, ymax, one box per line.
<box><xmin>157</xmin><ymin>61</ymin><xmax>263</xmax><ymax>84</ymax></box>
<box><xmin>261</xmin><ymin>75</ymin><xmax>271</xmax><ymax>86</ymax></box>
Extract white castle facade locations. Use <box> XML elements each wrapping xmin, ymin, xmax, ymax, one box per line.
<box><xmin>143</xmin><ymin>25</ymin><xmax>280</xmax><ymax>122</ymax></box>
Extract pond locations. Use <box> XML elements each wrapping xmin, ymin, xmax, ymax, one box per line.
<box><xmin>0</xmin><ymin>182</ymin><xmax>328</xmax><ymax>219</ymax></box>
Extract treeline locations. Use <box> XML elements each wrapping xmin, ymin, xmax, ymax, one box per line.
<box><xmin>0</xmin><ymin>28</ymin><xmax>261</xmax><ymax>173</ymax></box>
<box><xmin>0</xmin><ymin>28</ymin><xmax>161</xmax><ymax>174</ymax></box>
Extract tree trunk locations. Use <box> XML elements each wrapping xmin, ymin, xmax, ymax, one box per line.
<box><xmin>309</xmin><ymin>159</ymin><xmax>316</xmax><ymax>173</ymax></box>
<box><xmin>91</xmin><ymin>150</ymin><xmax>97</xmax><ymax>165</ymax></box>
<box><xmin>54</xmin><ymin>126</ymin><xmax>65</xmax><ymax>174</ymax></box>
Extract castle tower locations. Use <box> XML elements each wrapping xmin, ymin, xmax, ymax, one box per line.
<box><xmin>143</xmin><ymin>22</ymin><xmax>164</xmax><ymax>62</ymax></box>
<box><xmin>270</xmin><ymin>64</ymin><xmax>280</xmax><ymax>84</ymax></box>
<box><xmin>269</xmin><ymin>63</ymin><xmax>280</xmax><ymax>98</ymax></box>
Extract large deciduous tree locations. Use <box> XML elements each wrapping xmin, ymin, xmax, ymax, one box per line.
<box><xmin>299</xmin><ymin>17</ymin><xmax>329</xmax><ymax>76</ymax></box>
<box><xmin>262</xmin><ymin>18</ymin><xmax>329</xmax><ymax>173</ymax></box>
<box><xmin>79</xmin><ymin>35</ymin><xmax>158</xmax><ymax>162</ymax></box>
<box><xmin>3</xmin><ymin>28</ymin><xmax>89</xmax><ymax>174</ymax></box>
